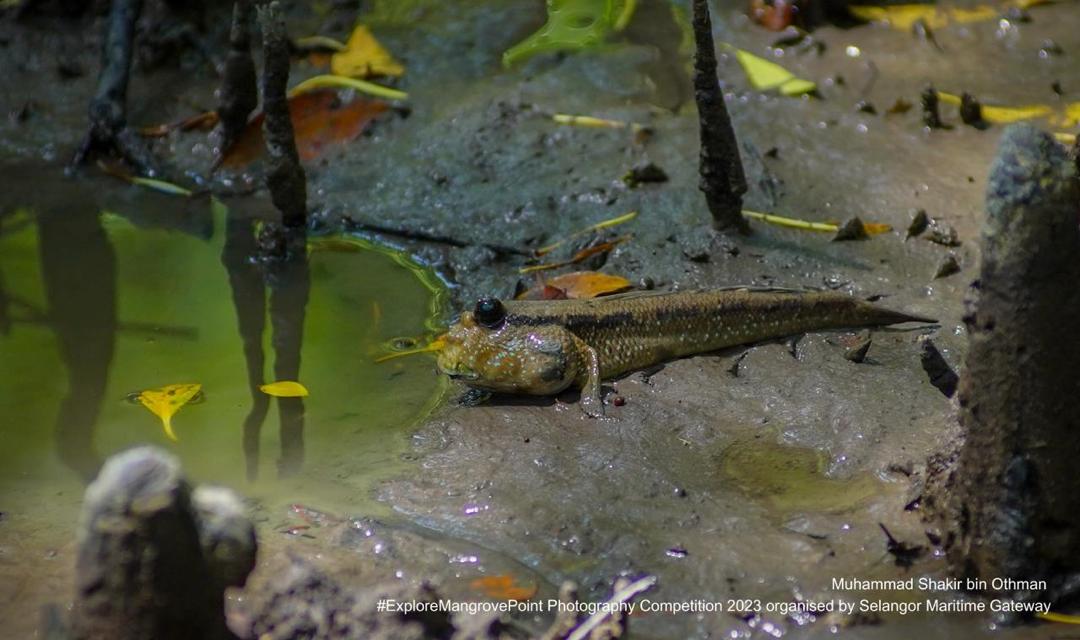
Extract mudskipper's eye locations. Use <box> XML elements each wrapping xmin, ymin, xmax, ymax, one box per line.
<box><xmin>474</xmin><ymin>297</ymin><xmax>506</xmax><ymax>329</ymax></box>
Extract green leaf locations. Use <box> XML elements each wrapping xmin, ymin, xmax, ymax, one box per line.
<box><xmin>503</xmin><ymin>0</ymin><xmax>636</xmax><ymax>67</ymax></box>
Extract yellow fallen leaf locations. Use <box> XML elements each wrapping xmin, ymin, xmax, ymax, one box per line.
<box><xmin>850</xmin><ymin>1</ymin><xmax>1048</xmax><ymax>30</ymax></box>
<box><xmin>743</xmin><ymin>210</ymin><xmax>892</xmax><ymax>235</ymax></box>
<box><xmin>848</xmin><ymin>5</ymin><xmax>945</xmax><ymax>30</ymax></box>
<box><xmin>551</xmin><ymin>113</ymin><xmax>649</xmax><ymax>134</ymax></box>
<box><xmin>331</xmin><ymin>24</ymin><xmax>404</xmax><ymax>78</ymax></box>
<box><xmin>294</xmin><ymin>35</ymin><xmax>347</xmax><ymax>52</ymax></box>
<box><xmin>259</xmin><ymin>381</ymin><xmax>310</xmax><ymax>397</ymax></box>
<box><xmin>1054</xmin><ymin>132</ymin><xmax>1076</xmax><ymax>144</ymax></box>
<box><xmin>1038</xmin><ymin>611</ymin><xmax>1080</xmax><ymax>624</ymax></box>
<box><xmin>138</xmin><ymin>383</ymin><xmax>202</xmax><ymax>442</ymax></box>
<box><xmin>520</xmin><ymin>236</ymin><xmax>630</xmax><ymax>274</ymax></box>
<box><xmin>949</xmin><ymin>6</ymin><xmax>999</xmax><ymax>22</ymax></box>
<box><xmin>981</xmin><ymin>103</ymin><xmax>1054</xmax><ymax>124</ymax></box>
<box><xmin>98</xmin><ymin>161</ymin><xmax>194</xmax><ymax>197</ymax></box>
<box><xmin>288</xmin><ymin>74</ymin><xmax>408</xmax><ymax>101</ymax></box>
<box><xmin>779</xmin><ymin>78</ymin><xmax>817</xmax><ymax>97</ymax></box>
<box><xmin>1058</xmin><ymin>103</ymin><xmax>1080</xmax><ymax>128</ymax></box>
<box><xmin>730</xmin><ymin>46</ymin><xmax>816</xmax><ymax>96</ymax></box>
<box><xmin>742</xmin><ymin>210</ymin><xmax>836</xmax><ymax>232</ymax></box>
<box><xmin>535</xmin><ymin>210</ymin><xmax>638</xmax><ymax>256</ymax></box>
<box><xmin>938</xmin><ymin>92</ymin><xmax>1053</xmax><ymax>124</ymax></box>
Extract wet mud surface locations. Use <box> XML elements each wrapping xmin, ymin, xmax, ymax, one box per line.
<box><xmin>1</xmin><ymin>1</ymin><xmax>1078</xmax><ymax>638</ymax></box>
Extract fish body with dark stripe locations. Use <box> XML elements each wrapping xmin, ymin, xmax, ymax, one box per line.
<box><xmin>437</xmin><ymin>288</ymin><xmax>934</xmax><ymax>416</ymax></box>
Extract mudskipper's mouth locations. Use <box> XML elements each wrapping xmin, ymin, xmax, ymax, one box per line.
<box><xmin>446</xmin><ymin>371</ymin><xmax>480</xmax><ymax>381</ymax></box>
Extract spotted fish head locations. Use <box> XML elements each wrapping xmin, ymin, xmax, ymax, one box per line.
<box><xmin>437</xmin><ymin>298</ymin><xmax>579</xmax><ymax>395</ymax></box>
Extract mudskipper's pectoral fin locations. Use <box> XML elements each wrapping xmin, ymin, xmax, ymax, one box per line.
<box><xmin>576</xmin><ymin>343</ymin><xmax>604</xmax><ymax>418</ymax></box>
<box><xmin>457</xmin><ymin>387</ymin><xmax>493</xmax><ymax>407</ymax></box>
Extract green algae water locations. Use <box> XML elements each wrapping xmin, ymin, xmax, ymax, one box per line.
<box><xmin>0</xmin><ymin>201</ymin><xmax>447</xmax><ymax>519</ymax></box>
<box><xmin>719</xmin><ymin>436</ymin><xmax>882</xmax><ymax>514</ymax></box>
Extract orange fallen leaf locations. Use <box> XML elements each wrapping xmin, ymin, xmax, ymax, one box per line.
<box><xmin>517</xmin><ymin>283</ymin><xmax>570</xmax><ymax>300</ymax></box>
<box><xmin>517</xmin><ymin>271</ymin><xmax>632</xmax><ymax>300</ymax></box>
<box><xmin>220</xmin><ymin>90</ymin><xmax>388</xmax><ymax>168</ymax></box>
<box><xmin>137</xmin><ymin>383</ymin><xmax>202</xmax><ymax>442</ymax></box>
<box><xmin>469</xmin><ymin>575</ymin><xmax>538</xmax><ymax>602</ymax></box>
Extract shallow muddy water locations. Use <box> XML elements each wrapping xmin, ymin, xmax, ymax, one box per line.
<box><xmin>0</xmin><ymin>184</ymin><xmax>449</xmax><ymax>620</ymax></box>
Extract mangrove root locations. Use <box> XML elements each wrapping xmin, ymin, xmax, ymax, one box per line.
<box><xmin>691</xmin><ymin>0</ymin><xmax>748</xmax><ymax>234</ymax></box>
<box><xmin>945</xmin><ymin>124</ymin><xmax>1080</xmax><ymax>604</ymax></box>
<box><xmin>70</xmin><ymin>447</ymin><xmax>255</xmax><ymax>640</ymax></box>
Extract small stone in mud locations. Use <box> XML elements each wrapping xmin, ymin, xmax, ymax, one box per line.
<box><xmin>844</xmin><ymin>332</ymin><xmax>872</xmax><ymax>363</ymax></box>
<box><xmin>674</xmin><ymin>487</ymin><xmax>688</xmax><ymax>498</ymax></box>
<box><xmin>1052</xmin><ymin>81</ymin><xmax>1064</xmax><ymax>96</ymax></box>
<box><xmin>906</xmin><ymin>209</ymin><xmax>929</xmax><ymax>239</ymax></box>
<box><xmin>854</xmin><ymin>100</ymin><xmax>877</xmax><ymax>115</ymax></box>
<box><xmin>612</xmin><ymin>395</ymin><xmax>626</xmax><ymax>407</ymax></box>
<box><xmin>832</xmin><ymin>217</ymin><xmax>868</xmax><ymax>241</ymax></box>
<box><xmin>1039</xmin><ymin>39</ymin><xmax>1064</xmax><ymax>58</ymax></box>
<box><xmin>666</xmin><ymin>546</ymin><xmax>689</xmax><ymax>558</ymax></box>
<box><xmin>933</xmin><ymin>253</ymin><xmax>961</xmax><ymax>279</ymax></box>
<box><xmin>919</xmin><ymin>336</ymin><xmax>958</xmax><ymax>398</ymax></box>
<box><xmin>764</xmin><ymin>146</ymin><xmax>780</xmax><ymax>159</ymax></box>
<box><xmin>921</xmin><ymin>85</ymin><xmax>944</xmax><ymax>129</ymax></box>
<box><xmin>959</xmin><ymin>93</ymin><xmax>987</xmax><ymax>129</ymax></box>
<box><xmin>623</xmin><ymin>162</ymin><xmax>669</xmax><ymax>187</ymax></box>
<box><xmin>879</xmin><ymin>523</ymin><xmax>925</xmax><ymax>568</ymax></box>
<box><xmin>926</xmin><ymin>219</ymin><xmax>961</xmax><ymax>246</ymax></box>
<box><xmin>56</xmin><ymin>58</ymin><xmax>84</xmax><ymax>79</ymax></box>
<box><xmin>679</xmin><ymin>226</ymin><xmax>719</xmax><ymax>262</ymax></box>
<box><xmin>771</xmin><ymin>25</ymin><xmax>808</xmax><ymax>48</ymax></box>
<box><xmin>456</xmin><ymin>388</ymin><xmax>492</xmax><ymax>407</ymax></box>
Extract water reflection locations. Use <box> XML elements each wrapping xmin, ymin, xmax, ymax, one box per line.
<box><xmin>38</xmin><ymin>209</ymin><xmax>116</xmax><ymax>481</ymax></box>
<box><xmin>221</xmin><ymin>211</ymin><xmax>310</xmax><ymax>481</ymax></box>
<box><xmin>1</xmin><ymin>180</ymin><xmax>441</xmax><ymax>507</ymax></box>
<box><xmin>9</xmin><ymin>200</ymin><xmax>313</xmax><ymax>484</ymax></box>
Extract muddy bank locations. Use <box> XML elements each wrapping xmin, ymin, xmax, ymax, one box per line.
<box><xmin>3</xmin><ymin>0</ymin><xmax>1080</xmax><ymax>638</ymax></box>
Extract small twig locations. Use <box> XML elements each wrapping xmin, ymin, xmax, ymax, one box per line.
<box><xmin>566</xmin><ymin>575</ymin><xmax>657</xmax><ymax>640</ymax></box>
<box><xmin>344</xmin><ymin>219</ymin><xmax>532</xmax><ymax>257</ymax></box>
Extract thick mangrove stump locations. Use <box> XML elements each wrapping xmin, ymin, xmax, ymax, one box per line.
<box><xmin>70</xmin><ymin>447</ymin><xmax>255</xmax><ymax>640</ymax></box>
<box><xmin>691</xmin><ymin>0</ymin><xmax>748</xmax><ymax>234</ymax></box>
<box><xmin>947</xmin><ymin>124</ymin><xmax>1080</xmax><ymax>602</ymax></box>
